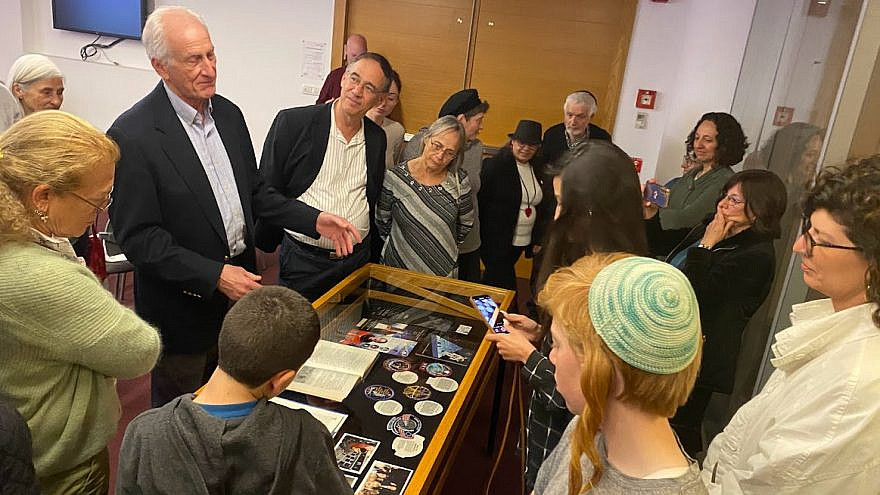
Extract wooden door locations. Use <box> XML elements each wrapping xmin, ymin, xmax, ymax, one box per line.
<box><xmin>346</xmin><ymin>0</ymin><xmax>474</xmax><ymax>132</ymax></box>
<box><xmin>468</xmin><ymin>0</ymin><xmax>637</xmax><ymax>145</ymax></box>
<box><xmin>342</xmin><ymin>0</ymin><xmax>637</xmax><ymax>145</ymax></box>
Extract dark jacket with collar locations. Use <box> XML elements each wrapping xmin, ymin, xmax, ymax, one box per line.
<box><xmin>108</xmin><ymin>82</ymin><xmax>320</xmax><ymax>353</ymax></box>
<box><xmin>539</xmin><ymin>122</ymin><xmax>612</xmax><ymax>168</ymax></box>
<box><xmin>646</xmin><ymin>215</ymin><xmax>776</xmax><ymax>393</ymax></box>
<box><xmin>254</xmin><ymin>102</ymin><xmax>386</xmax><ymax>259</ymax></box>
<box><xmin>478</xmin><ymin>148</ymin><xmax>553</xmax><ymax>286</ymax></box>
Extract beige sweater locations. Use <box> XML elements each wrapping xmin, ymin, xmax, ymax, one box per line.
<box><xmin>0</xmin><ymin>241</ymin><xmax>161</xmax><ymax>478</ymax></box>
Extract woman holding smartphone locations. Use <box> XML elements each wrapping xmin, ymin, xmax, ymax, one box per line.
<box><xmin>485</xmin><ymin>139</ymin><xmax>647</xmax><ymax>492</ymax></box>
<box><xmin>644</xmin><ymin>112</ymin><xmax>749</xmax><ymax>233</ymax></box>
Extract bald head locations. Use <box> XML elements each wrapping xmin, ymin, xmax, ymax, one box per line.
<box><xmin>345</xmin><ymin>34</ymin><xmax>367</xmax><ymax>62</ymax></box>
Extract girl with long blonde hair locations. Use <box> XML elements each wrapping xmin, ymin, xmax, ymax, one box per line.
<box><xmin>533</xmin><ymin>253</ymin><xmax>706</xmax><ymax>494</ymax></box>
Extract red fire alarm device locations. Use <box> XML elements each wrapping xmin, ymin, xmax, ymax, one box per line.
<box><xmin>636</xmin><ymin>89</ymin><xmax>657</xmax><ymax>109</ymax></box>
<box><xmin>773</xmin><ymin>106</ymin><xmax>794</xmax><ymax>126</ymax></box>
<box><xmin>632</xmin><ymin>156</ymin><xmax>643</xmax><ymax>173</ymax></box>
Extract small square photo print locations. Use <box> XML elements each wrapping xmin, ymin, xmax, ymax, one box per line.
<box><xmin>354</xmin><ymin>460</ymin><xmax>413</xmax><ymax>495</ymax></box>
<box><xmin>334</xmin><ymin>433</ymin><xmax>380</xmax><ymax>475</ymax></box>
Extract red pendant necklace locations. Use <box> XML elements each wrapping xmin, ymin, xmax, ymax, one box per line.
<box><xmin>518</xmin><ymin>163</ymin><xmax>536</xmax><ymax>217</ymax></box>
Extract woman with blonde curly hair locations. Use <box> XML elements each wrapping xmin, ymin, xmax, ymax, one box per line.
<box><xmin>0</xmin><ymin>111</ymin><xmax>160</xmax><ymax>494</ymax></box>
<box><xmin>533</xmin><ymin>253</ymin><xmax>706</xmax><ymax>494</ymax></box>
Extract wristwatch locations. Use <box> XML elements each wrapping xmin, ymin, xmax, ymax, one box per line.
<box><xmin>698</xmin><ymin>243</ymin><xmax>712</xmax><ymax>250</ymax></box>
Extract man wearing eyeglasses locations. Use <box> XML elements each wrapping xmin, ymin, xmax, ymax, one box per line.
<box><xmin>256</xmin><ymin>52</ymin><xmax>391</xmax><ymax>301</ymax></box>
<box><xmin>108</xmin><ymin>7</ymin><xmax>361</xmax><ymax>407</ymax></box>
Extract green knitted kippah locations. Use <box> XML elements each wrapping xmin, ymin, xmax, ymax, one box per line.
<box><xmin>588</xmin><ymin>256</ymin><xmax>701</xmax><ymax>374</ymax></box>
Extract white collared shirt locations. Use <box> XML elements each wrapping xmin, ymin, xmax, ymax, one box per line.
<box><xmin>164</xmin><ymin>83</ymin><xmax>247</xmax><ymax>257</ymax></box>
<box><xmin>287</xmin><ymin>99</ymin><xmax>370</xmax><ymax>249</ymax></box>
<box><xmin>702</xmin><ymin>299</ymin><xmax>880</xmax><ymax>494</ymax></box>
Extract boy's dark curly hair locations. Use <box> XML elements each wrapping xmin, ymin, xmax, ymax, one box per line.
<box><xmin>685</xmin><ymin>112</ymin><xmax>749</xmax><ymax>168</ymax></box>
<box><xmin>802</xmin><ymin>155</ymin><xmax>880</xmax><ymax>327</ymax></box>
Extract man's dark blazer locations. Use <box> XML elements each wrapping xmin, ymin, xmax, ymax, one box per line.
<box><xmin>254</xmin><ymin>103</ymin><xmax>386</xmax><ymax>259</ymax></box>
<box><xmin>108</xmin><ymin>82</ymin><xmax>320</xmax><ymax>354</ymax></box>
<box><xmin>539</xmin><ymin>122</ymin><xmax>612</xmax><ymax>168</ymax></box>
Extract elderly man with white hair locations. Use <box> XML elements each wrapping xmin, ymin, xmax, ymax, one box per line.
<box><xmin>540</xmin><ymin>90</ymin><xmax>611</xmax><ymax>167</ymax></box>
<box><xmin>108</xmin><ymin>5</ymin><xmax>361</xmax><ymax>407</ymax></box>
<box><xmin>6</xmin><ymin>54</ymin><xmax>64</xmax><ymax>118</ymax></box>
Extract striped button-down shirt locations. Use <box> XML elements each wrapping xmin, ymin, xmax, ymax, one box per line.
<box><xmin>287</xmin><ymin>100</ymin><xmax>370</xmax><ymax>249</ymax></box>
<box><xmin>164</xmin><ymin>83</ymin><xmax>246</xmax><ymax>257</ymax></box>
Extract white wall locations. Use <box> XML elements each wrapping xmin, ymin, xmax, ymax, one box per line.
<box><xmin>2</xmin><ymin>0</ymin><xmax>335</xmax><ymax>153</ymax></box>
<box><xmin>0</xmin><ymin>0</ymin><xmax>23</xmax><ymax>79</ymax></box>
<box><xmin>612</xmin><ymin>0</ymin><xmax>757</xmax><ymax>183</ymax></box>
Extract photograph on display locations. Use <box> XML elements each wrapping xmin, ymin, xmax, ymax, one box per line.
<box><xmin>334</xmin><ymin>434</ymin><xmax>381</xmax><ymax>474</ymax></box>
<box><xmin>415</xmin><ymin>334</ymin><xmax>474</xmax><ymax>366</ymax></box>
<box><xmin>354</xmin><ymin>460</ymin><xmax>413</xmax><ymax>495</ymax></box>
<box><xmin>341</xmin><ymin>329</ymin><xmax>419</xmax><ymax>357</ymax></box>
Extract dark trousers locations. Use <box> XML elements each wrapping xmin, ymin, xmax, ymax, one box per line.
<box><xmin>458</xmin><ymin>249</ymin><xmax>482</xmax><ymax>283</ymax></box>
<box><xmin>151</xmin><ymin>346</ymin><xmax>218</xmax><ymax>407</ymax></box>
<box><xmin>482</xmin><ymin>245</ymin><xmax>527</xmax><ymax>290</ymax></box>
<box><xmin>671</xmin><ymin>386</ymin><xmax>713</xmax><ymax>456</ymax></box>
<box><xmin>279</xmin><ymin>234</ymin><xmax>370</xmax><ymax>301</ymax></box>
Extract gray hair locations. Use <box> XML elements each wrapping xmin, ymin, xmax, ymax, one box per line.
<box><xmin>421</xmin><ymin>115</ymin><xmax>466</xmax><ymax>155</ymax></box>
<box><xmin>142</xmin><ymin>6</ymin><xmax>208</xmax><ymax>64</ymax></box>
<box><xmin>420</xmin><ymin>116</ymin><xmax>467</xmax><ymax>198</ymax></box>
<box><xmin>565</xmin><ymin>91</ymin><xmax>598</xmax><ymax>118</ymax></box>
<box><xmin>6</xmin><ymin>54</ymin><xmax>63</xmax><ymax>89</ymax></box>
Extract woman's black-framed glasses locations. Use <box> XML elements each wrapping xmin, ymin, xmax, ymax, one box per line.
<box><xmin>70</xmin><ymin>191</ymin><xmax>112</xmax><ymax>212</ymax></box>
<box><xmin>800</xmin><ymin>216</ymin><xmax>862</xmax><ymax>257</ymax></box>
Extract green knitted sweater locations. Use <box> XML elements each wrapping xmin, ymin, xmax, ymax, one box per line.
<box><xmin>0</xmin><ymin>241</ymin><xmax>161</xmax><ymax>478</ymax></box>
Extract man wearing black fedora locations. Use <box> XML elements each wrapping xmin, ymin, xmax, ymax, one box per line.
<box><xmin>402</xmin><ymin>88</ymin><xmax>490</xmax><ymax>282</ymax></box>
<box><xmin>478</xmin><ymin>119</ymin><xmax>553</xmax><ymax>295</ymax></box>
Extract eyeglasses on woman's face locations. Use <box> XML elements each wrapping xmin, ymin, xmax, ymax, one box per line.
<box><xmin>719</xmin><ymin>192</ymin><xmax>745</xmax><ymax>207</ymax></box>
<box><xmin>69</xmin><ymin>191</ymin><xmax>112</xmax><ymax>212</ymax></box>
<box><xmin>800</xmin><ymin>215</ymin><xmax>862</xmax><ymax>257</ymax></box>
<box><xmin>429</xmin><ymin>139</ymin><xmax>458</xmax><ymax>161</ymax></box>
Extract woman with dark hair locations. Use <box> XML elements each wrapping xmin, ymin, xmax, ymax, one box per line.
<box><xmin>645</xmin><ymin>112</ymin><xmax>749</xmax><ymax>232</ymax></box>
<box><xmin>647</xmin><ymin>169</ymin><xmax>787</xmax><ymax>455</ymax></box>
<box><xmin>485</xmin><ymin>139</ymin><xmax>647</xmax><ymax>492</ymax></box>
<box><xmin>478</xmin><ymin>120</ymin><xmax>552</xmax><ymax>294</ymax></box>
<box><xmin>703</xmin><ymin>156</ymin><xmax>880</xmax><ymax>493</ymax></box>
<box><xmin>366</xmin><ymin>70</ymin><xmax>404</xmax><ymax>169</ymax></box>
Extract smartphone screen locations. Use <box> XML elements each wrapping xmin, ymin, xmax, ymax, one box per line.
<box><xmin>644</xmin><ymin>183</ymin><xmax>670</xmax><ymax>208</ymax></box>
<box><xmin>470</xmin><ymin>295</ymin><xmax>508</xmax><ymax>333</ymax></box>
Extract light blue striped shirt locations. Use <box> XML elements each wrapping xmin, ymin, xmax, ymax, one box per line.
<box><xmin>164</xmin><ymin>83</ymin><xmax>246</xmax><ymax>257</ymax></box>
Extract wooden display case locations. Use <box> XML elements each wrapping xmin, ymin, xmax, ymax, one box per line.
<box><xmin>296</xmin><ymin>263</ymin><xmax>514</xmax><ymax>494</ymax></box>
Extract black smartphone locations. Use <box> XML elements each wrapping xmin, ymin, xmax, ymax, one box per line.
<box><xmin>470</xmin><ymin>295</ymin><xmax>508</xmax><ymax>334</ymax></box>
<box><xmin>644</xmin><ymin>182</ymin><xmax>670</xmax><ymax>208</ymax></box>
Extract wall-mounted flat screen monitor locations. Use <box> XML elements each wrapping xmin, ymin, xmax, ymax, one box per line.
<box><xmin>52</xmin><ymin>0</ymin><xmax>146</xmax><ymax>40</ymax></box>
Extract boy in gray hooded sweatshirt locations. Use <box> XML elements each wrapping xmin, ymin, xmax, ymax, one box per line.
<box><xmin>116</xmin><ymin>286</ymin><xmax>351</xmax><ymax>495</ymax></box>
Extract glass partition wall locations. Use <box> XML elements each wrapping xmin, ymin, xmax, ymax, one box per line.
<box><xmin>704</xmin><ymin>0</ymin><xmax>877</xmax><ymax>444</ymax></box>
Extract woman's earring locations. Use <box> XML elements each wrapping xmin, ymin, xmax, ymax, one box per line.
<box><xmin>34</xmin><ymin>209</ymin><xmax>49</xmax><ymax>223</ymax></box>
